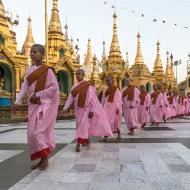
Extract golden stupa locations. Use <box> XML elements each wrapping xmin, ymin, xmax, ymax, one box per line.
<box><xmin>0</xmin><ymin>0</ymin><xmax>176</xmax><ymax>121</ymax></box>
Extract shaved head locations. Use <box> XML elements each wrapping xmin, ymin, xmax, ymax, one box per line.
<box><xmin>106</xmin><ymin>76</ymin><xmax>113</xmax><ymax>87</ymax></box>
<box><xmin>76</xmin><ymin>68</ymin><xmax>85</xmax><ymax>82</ymax></box>
<box><xmin>125</xmin><ymin>77</ymin><xmax>132</xmax><ymax>86</ymax></box>
<box><xmin>76</xmin><ymin>68</ymin><xmax>85</xmax><ymax>75</ymax></box>
<box><xmin>140</xmin><ymin>85</ymin><xmax>145</xmax><ymax>92</ymax></box>
<box><xmin>31</xmin><ymin>44</ymin><xmax>45</xmax><ymax>56</ymax></box>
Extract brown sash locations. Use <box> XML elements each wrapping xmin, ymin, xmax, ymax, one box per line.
<box><xmin>122</xmin><ymin>85</ymin><xmax>135</xmax><ymax>101</ymax></box>
<box><xmin>161</xmin><ymin>90</ymin><xmax>166</xmax><ymax>94</ymax></box>
<box><xmin>139</xmin><ymin>91</ymin><xmax>147</xmax><ymax>105</ymax></box>
<box><xmin>179</xmin><ymin>96</ymin><xmax>184</xmax><ymax>105</ymax></box>
<box><xmin>71</xmin><ymin>81</ymin><xmax>91</xmax><ymax>108</ymax></box>
<box><xmin>27</xmin><ymin>64</ymin><xmax>49</xmax><ymax>104</ymax></box>
<box><xmin>105</xmin><ymin>86</ymin><xmax>117</xmax><ymax>103</ymax></box>
<box><xmin>151</xmin><ymin>92</ymin><xmax>160</xmax><ymax>105</ymax></box>
<box><xmin>167</xmin><ymin>96</ymin><xmax>174</xmax><ymax>104</ymax></box>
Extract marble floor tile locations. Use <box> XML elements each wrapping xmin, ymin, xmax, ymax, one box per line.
<box><xmin>70</xmin><ymin>164</ymin><xmax>96</xmax><ymax>173</ymax></box>
<box><xmin>92</xmin><ymin>172</ymin><xmax>120</xmax><ymax>183</ymax></box>
<box><xmin>88</xmin><ymin>183</ymin><xmax>120</xmax><ymax>190</ymax></box>
<box><xmin>0</xmin><ymin>150</ymin><xmax>23</xmax><ymax>162</ymax></box>
<box><xmin>120</xmin><ymin>183</ymin><xmax>153</xmax><ymax>190</ymax></box>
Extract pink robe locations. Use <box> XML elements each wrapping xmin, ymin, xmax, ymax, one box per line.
<box><xmin>167</xmin><ymin>96</ymin><xmax>176</xmax><ymax>118</ymax></box>
<box><xmin>102</xmin><ymin>88</ymin><xmax>122</xmax><ymax>134</ymax></box>
<box><xmin>122</xmin><ymin>87</ymin><xmax>140</xmax><ymax>130</ymax></box>
<box><xmin>162</xmin><ymin>92</ymin><xmax>169</xmax><ymax>119</ymax></box>
<box><xmin>188</xmin><ymin>97</ymin><xmax>190</xmax><ymax>114</ymax></box>
<box><xmin>15</xmin><ymin>65</ymin><xmax>59</xmax><ymax>160</ymax></box>
<box><xmin>184</xmin><ymin>97</ymin><xmax>188</xmax><ymax>115</ymax></box>
<box><xmin>64</xmin><ymin>81</ymin><xmax>112</xmax><ymax>142</ymax></box>
<box><xmin>176</xmin><ymin>97</ymin><xmax>185</xmax><ymax>116</ymax></box>
<box><xmin>138</xmin><ymin>93</ymin><xmax>150</xmax><ymax>125</ymax></box>
<box><xmin>150</xmin><ymin>92</ymin><xmax>163</xmax><ymax>123</ymax></box>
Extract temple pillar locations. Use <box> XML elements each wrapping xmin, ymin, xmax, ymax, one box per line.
<box><xmin>15</xmin><ymin>67</ymin><xmax>20</xmax><ymax>93</ymax></box>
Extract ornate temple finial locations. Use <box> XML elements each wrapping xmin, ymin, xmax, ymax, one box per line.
<box><xmin>170</xmin><ymin>53</ymin><xmax>175</xmax><ymax>84</ymax></box>
<box><xmin>154</xmin><ymin>41</ymin><xmax>163</xmax><ymax>67</ymax></box>
<box><xmin>22</xmin><ymin>16</ymin><xmax>35</xmax><ymax>57</ymax></box>
<box><xmin>153</xmin><ymin>41</ymin><xmax>164</xmax><ymax>82</ymax></box>
<box><xmin>134</xmin><ymin>32</ymin><xmax>144</xmax><ymax>64</ymax></box>
<box><xmin>64</xmin><ymin>23</ymin><xmax>69</xmax><ymax>43</ymax></box>
<box><xmin>109</xmin><ymin>11</ymin><xmax>120</xmax><ymax>53</ymax></box>
<box><xmin>157</xmin><ymin>41</ymin><xmax>160</xmax><ymax>54</ymax></box>
<box><xmin>92</xmin><ymin>54</ymin><xmax>98</xmax><ymax>75</ymax></box>
<box><xmin>165</xmin><ymin>51</ymin><xmax>171</xmax><ymax>76</ymax></box>
<box><xmin>125</xmin><ymin>51</ymin><xmax>129</xmax><ymax>69</ymax></box>
<box><xmin>49</xmin><ymin>0</ymin><xmax>62</xmax><ymax>33</ymax></box>
<box><xmin>84</xmin><ymin>38</ymin><xmax>93</xmax><ymax>66</ymax></box>
<box><xmin>108</xmin><ymin>11</ymin><xmax>122</xmax><ymax>72</ymax></box>
<box><xmin>0</xmin><ymin>0</ymin><xmax>5</xmax><ymax>17</ymax></box>
<box><xmin>170</xmin><ymin>53</ymin><xmax>173</xmax><ymax>65</ymax></box>
<box><xmin>101</xmin><ymin>40</ymin><xmax>107</xmax><ymax>70</ymax></box>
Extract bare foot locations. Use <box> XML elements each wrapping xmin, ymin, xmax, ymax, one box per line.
<box><xmin>75</xmin><ymin>143</ymin><xmax>80</xmax><ymax>152</ymax></box>
<box><xmin>31</xmin><ymin>160</ymin><xmax>42</xmax><ymax>170</ymax></box>
<box><xmin>141</xmin><ymin>123</ymin><xmax>146</xmax><ymax>129</ymax></box>
<box><xmin>39</xmin><ymin>157</ymin><xmax>48</xmax><ymax>170</ymax></box>
<box><xmin>127</xmin><ymin>130</ymin><xmax>134</xmax><ymax>136</ymax></box>
<box><xmin>115</xmin><ymin>137</ymin><xmax>121</xmax><ymax>143</ymax></box>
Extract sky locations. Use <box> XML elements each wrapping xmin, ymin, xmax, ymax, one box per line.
<box><xmin>3</xmin><ymin>0</ymin><xmax>190</xmax><ymax>82</ymax></box>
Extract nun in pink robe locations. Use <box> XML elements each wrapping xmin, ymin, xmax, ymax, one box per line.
<box><xmin>138</xmin><ymin>85</ymin><xmax>150</xmax><ymax>128</ymax></box>
<box><xmin>15</xmin><ymin>65</ymin><xmax>59</xmax><ymax>161</ymax></box>
<box><xmin>63</xmin><ymin>71</ymin><xmax>112</xmax><ymax>151</ymax></box>
<box><xmin>122</xmin><ymin>82</ymin><xmax>140</xmax><ymax>135</ymax></box>
<box><xmin>150</xmin><ymin>85</ymin><xmax>164</xmax><ymax>126</ymax></box>
<box><xmin>103</xmin><ymin>88</ymin><xmax>122</xmax><ymax>134</ymax></box>
<box><xmin>167</xmin><ymin>95</ymin><xmax>176</xmax><ymax>119</ymax></box>
<box><xmin>188</xmin><ymin>95</ymin><xmax>190</xmax><ymax>115</ymax></box>
<box><xmin>161</xmin><ymin>90</ymin><xmax>170</xmax><ymax>120</ymax></box>
<box><xmin>184</xmin><ymin>97</ymin><xmax>188</xmax><ymax>115</ymax></box>
<box><xmin>101</xmin><ymin>76</ymin><xmax>122</xmax><ymax>140</ymax></box>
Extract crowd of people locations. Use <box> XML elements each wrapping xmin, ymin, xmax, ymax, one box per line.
<box><xmin>11</xmin><ymin>44</ymin><xmax>189</xmax><ymax>170</ymax></box>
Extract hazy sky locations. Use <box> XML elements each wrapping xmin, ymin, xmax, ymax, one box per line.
<box><xmin>3</xmin><ymin>0</ymin><xmax>190</xmax><ymax>82</ymax></box>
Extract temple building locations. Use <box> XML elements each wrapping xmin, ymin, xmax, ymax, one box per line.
<box><xmin>100</xmin><ymin>12</ymin><xmax>125</xmax><ymax>89</ymax></box>
<box><xmin>0</xmin><ymin>0</ymin><xmax>80</xmax><ymax>121</ymax></box>
<box><xmin>129</xmin><ymin>33</ymin><xmax>155</xmax><ymax>92</ymax></box>
<box><xmin>81</xmin><ymin>12</ymin><xmax>176</xmax><ymax>93</ymax></box>
<box><xmin>0</xmin><ymin>0</ymin><xmax>177</xmax><ymax>121</ymax></box>
<box><xmin>82</xmin><ymin>39</ymin><xmax>93</xmax><ymax>81</ymax></box>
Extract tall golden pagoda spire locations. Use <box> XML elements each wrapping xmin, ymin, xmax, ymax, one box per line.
<box><xmin>84</xmin><ymin>38</ymin><xmax>93</xmax><ymax>65</ymax></box>
<box><xmin>101</xmin><ymin>41</ymin><xmax>107</xmax><ymax>71</ymax></box>
<box><xmin>82</xmin><ymin>39</ymin><xmax>93</xmax><ymax>80</ymax></box>
<box><xmin>0</xmin><ymin>0</ymin><xmax>8</xmax><ymax>27</ymax></box>
<box><xmin>0</xmin><ymin>0</ymin><xmax>16</xmax><ymax>54</ymax></box>
<box><xmin>153</xmin><ymin>41</ymin><xmax>164</xmax><ymax>82</ymax></box>
<box><xmin>92</xmin><ymin>55</ymin><xmax>98</xmax><ymax>77</ymax></box>
<box><xmin>22</xmin><ymin>16</ymin><xmax>35</xmax><ymax>58</ymax></box>
<box><xmin>125</xmin><ymin>51</ymin><xmax>129</xmax><ymax>69</ymax></box>
<box><xmin>49</xmin><ymin>0</ymin><xmax>62</xmax><ymax>33</ymax></box>
<box><xmin>108</xmin><ymin>11</ymin><xmax>122</xmax><ymax>72</ymax></box>
<box><xmin>91</xmin><ymin>54</ymin><xmax>100</xmax><ymax>89</ymax></box>
<box><xmin>134</xmin><ymin>32</ymin><xmax>144</xmax><ymax>64</ymax></box>
<box><xmin>170</xmin><ymin>53</ymin><xmax>175</xmax><ymax>86</ymax></box>
<box><xmin>154</xmin><ymin>41</ymin><xmax>163</xmax><ymax>67</ymax></box>
<box><xmin>109</xmin><ymin>12</ymin><xmax>120</xmax><ymax>53</ymax></box>
<box><xmin>0</xmin><ymin>0</ymin><xmax>5</xmax><ymax>17</ymax></box>
<box><xmin>165</xmin><ymin>51</ymin><xmax>171</xmax><ymax>80</ymax></box>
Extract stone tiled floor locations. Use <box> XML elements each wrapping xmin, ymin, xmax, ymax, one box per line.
<box><xmin>1</xmin><ymin>117</ymin><xmax>190</xmax><ymax>189</ymax></box>
<box><xmin>9</xmin><ymin>143</ymin><xmax>190</xmax><ymax>190</ymax></box>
